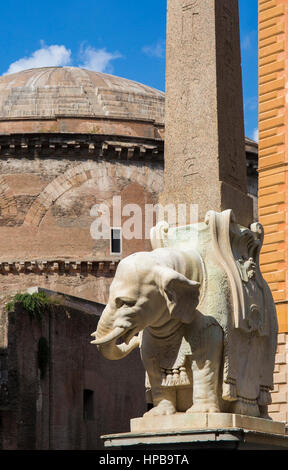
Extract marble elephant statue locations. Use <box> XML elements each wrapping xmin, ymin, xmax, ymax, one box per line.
<box><xmin>91</xmin><ymin>247</ymin><xmax>238</xmax><ymax>416</ymax></box>
<box><xmin>91</xmin><ymin>211</ymin><xmax>278</xmax><ymax>419</ymax></box>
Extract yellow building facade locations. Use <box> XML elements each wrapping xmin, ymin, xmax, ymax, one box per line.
<box><xmin>259</xmin><ymin>0</ymin><xmax>288</xmax><ymax>422</ymax></box>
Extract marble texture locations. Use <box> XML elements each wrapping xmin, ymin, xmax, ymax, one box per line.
<box><xmin>92</xmin><ymin>210</ymin><xmax>278</xmax><ymax>420</ymax></box>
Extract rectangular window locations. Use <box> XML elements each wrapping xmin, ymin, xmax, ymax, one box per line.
<box><xmin>111</xmin><ymin>228</ymin><xmax>122</xmax><ymax>254</ymax></box>
<box><xmin>83</xmin><ymin>389</ymin><xmax>94</xmax><ymax>421</ymax></box>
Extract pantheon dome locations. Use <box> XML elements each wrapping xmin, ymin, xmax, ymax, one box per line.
<box><xmin>0</xmin><ymin>66</ymin><xmax>256</xmax><ymax>305</ymax></box>
<box><xmin>0</xmin><ymin>66</ymin><xmax>164</xmax><ymax>137</ymax></box>
<box><xmin>0</xmin><ymin>67</ymin><xmax>166</xmax><ymax>305</ymax></box>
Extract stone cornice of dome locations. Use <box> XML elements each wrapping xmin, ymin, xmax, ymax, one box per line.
<box><xmin>0</xmin><ymin>133</ymin><xmax>164</xmax><ymax>161</ymax></box>
<box><xmin>0</xmin><ymin>259</ymin><xmax>120</xmax><ymax>276</ymax></box>
<box><xmin>0</xmin><ymin>133</ymin><xmax>256</xmax><ymax>162</ymax></box>
<box><xmin>0</xmin><ymin>114</ymin><xmax>164</xmax><ymax>126</ymax></box>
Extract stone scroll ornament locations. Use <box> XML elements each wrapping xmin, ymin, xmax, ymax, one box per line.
<box><xmin>91</xmin><ymin>210</ymin><xmax>278</xmax><ymax>419</ymax></box>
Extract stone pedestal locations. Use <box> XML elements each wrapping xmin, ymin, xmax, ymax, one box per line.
<box><xmin>130</xmin><ymin>412</ymin><xmax>285</xmax><ymax>434</ymax></box>
<box><xmin>102</xmin><ymin>413</ymin><xmax>288</xmax><ymax>450</ymax></box>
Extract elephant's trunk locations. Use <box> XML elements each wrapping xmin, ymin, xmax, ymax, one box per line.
<box><xmin>93</xmin><ymin>306</ymin><xmax>115</xmax><ymax>340</ymax></box>
<box><xmin>91</xmin><ymin>306</ymin><xmax>140</xmax><ymax>360</ymax></box>
<box><xmin>91</xmin><ymin>326</ymin><xmax>125</xmax><ymax>345</ymax></box>
<box><xmin>94</xmin><ymin>334</ymin><xmax>140</xmax><ymax>360</ymax></box>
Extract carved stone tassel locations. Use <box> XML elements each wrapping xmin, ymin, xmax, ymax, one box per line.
<box><xmin>179</xmin><ymin>366</ymin><xmax>189</xmax><ymax>385</ymax></box>
<box><xmin>165</xmin><ymin>369</ymin><xmax>174</xmax><ymax>386</ymax></box>
<box><xmin>222</xmin><ymin>381</ymin><xmax>237</xmax><ymax>401</ymax></box>
<box><xmin>172</xmin><ymin>369</ymin><xmax>180</xmax><ymax>386</ymax></box>
<box><xmin>161</xmin><ymin>368</ymin><xmax>167</xmax><ymax>387</ymax></box>
<box><xmin>258</xmin><ymin>387</ymin><xmax>272</xmax><ymax>406</ymax></box>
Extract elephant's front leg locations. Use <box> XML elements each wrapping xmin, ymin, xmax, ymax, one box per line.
<box><xmin>187</xmin><ymin>324</ymin><xmax>223</xmax><ymax>414</ymax></box>
<box><xmin>143</xmin><ymin>359</ymin><xmax>177</xmax><ymax>416</ymax></box>
<box><xmin>145</xmin><ymin>388</ymin><xmax>177</xmax><ymax>417</ymax></box>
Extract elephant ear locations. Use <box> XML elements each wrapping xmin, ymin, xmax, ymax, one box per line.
<box><xmin>154</xmin><ymin>266</ymin><xmax>201</xmax><ymax>324</ymax></box>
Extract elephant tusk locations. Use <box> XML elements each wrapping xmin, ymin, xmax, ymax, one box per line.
<box><xmin>116</xmin><ymin>335</ymin><xmax>140</xmax><ymax>353</ymax></box>
<box><xmin>90</xmin><ymin>326</ymin><xmax>125</xmax><ymax>345</ymax></box>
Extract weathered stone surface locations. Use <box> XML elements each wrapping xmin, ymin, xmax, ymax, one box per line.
<box><xmin>161</xmin><ymin>0</ymin><xmax>253</xmax><ymax>226</ymax></box>
<box><xmin>130</xmin><ymin>413</ymin><xmax>285</xmax><ymax>435</ymax></box>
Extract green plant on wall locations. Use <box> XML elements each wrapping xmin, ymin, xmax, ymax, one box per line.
<box><xmin>5</xmin><ymin>292</ymin><xmax>51</xmax><ymax>321</ymax></box>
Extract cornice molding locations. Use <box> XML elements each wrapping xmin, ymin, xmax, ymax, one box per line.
<box><xmin>0</xmin><ymin>133</ymin><xmax>164</xmax><ymax>161</ymax></box>
<box><xmin>0</xmin><ymin>259</ymin><xmax>119</xmax><ymax>275</ymax></box>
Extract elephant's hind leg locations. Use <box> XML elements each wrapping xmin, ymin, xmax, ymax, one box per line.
<box><xmin>186</xmin><ymin>323</ymin><xmax>223</xmax><ymax>414</ymax></box>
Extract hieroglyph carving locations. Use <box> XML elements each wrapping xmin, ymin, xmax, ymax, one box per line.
<box><xmin>218</xmin><ymin>2</ymin><xmax>244</xmax><ymax>190</ymax></box>
<box><xmin>182</xmin><ymin>1</ymin><xmax>199</xmax><ymax>47</ymax></box>
<box><xmin>92</xmin><ymin>210</ymin><xmax>278</xmax><ymax>418</ymax></box>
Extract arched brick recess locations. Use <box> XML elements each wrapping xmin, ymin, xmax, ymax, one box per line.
<box><xmin>23</xmin><ymin>160</ymin><xmax>163</xmax><ymax>227</ymax></box>
<box><xmin>0</xmin><ymin>176</ymin><xmax>17</xmax><ymax>217</ymax></box>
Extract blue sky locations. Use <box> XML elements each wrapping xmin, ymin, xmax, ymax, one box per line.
<box><xmin>0</xmin><ymin>0</ymin><xmax>258</xmax><ymax>140</ymax></box>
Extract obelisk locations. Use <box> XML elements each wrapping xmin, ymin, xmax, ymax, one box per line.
<box><xmin>160</xmin><ymin>0</ymin><xmax>254</xmax><ymax>227</ymax></box>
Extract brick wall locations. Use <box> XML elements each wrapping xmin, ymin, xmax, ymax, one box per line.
<box><xmin>0</xmin><ymin>154</ymin><xmax>163</xmax><ymax>308</ymax></box>
<box><xmin>0</xmin><ymin>156</ymin><xmax>162</xmax><ymax>260</ymax></box>
<box><xmin>258</xmin><ymin>0</ymin><xmax>288</xmax><ymax>425</ymax></box>
<box><xmin>0</xmin><ymin>299</ymin><xmax>146</xmax><ymax>449</ymax></box>
<box><xmin>258</xmin><ymin>0</ymin><xmax>288</xmax><ymax>326</ymax></box>
<box><xmin>270</xmin><ymin>333</ymin><xmax>288</xmax><ymax>422</ymax></box>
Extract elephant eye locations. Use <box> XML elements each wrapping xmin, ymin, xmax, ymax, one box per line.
<box><xmin>115</xmin><ymin>297</ymin><xmax>136</xmax><ymax>308</ymax></box>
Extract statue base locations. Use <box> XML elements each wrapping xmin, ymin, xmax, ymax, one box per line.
<box><xmin>102</xmin><ymin>413</ymin><xmax>288</xmax><ymax>450</ymax></box>
<box><xmin>130</xmin><ymin>412</ymin><xmax>285</xmax><ymax>434</ymax></box>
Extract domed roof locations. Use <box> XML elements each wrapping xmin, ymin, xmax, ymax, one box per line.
<box><xmin>0</xmin><ymin>67</ymin><xmax>164</xmax><ymax>137</ymax></box>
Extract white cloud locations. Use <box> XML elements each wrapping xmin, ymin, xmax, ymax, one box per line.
<box><xmin>4</xmin><ymin>42</ymin><xmax>123</xmax><ymax>76</ymax></box>
<box><xmin>253</xmin><ymin>128</ymin><xmax>259</xmax><ymax>143</ymax></box>
<box><xmin>245</xmin><ymin>96</ymin><xmax>258</xmax><ymax>112</ymax></box>
<box><xmin>241</xmin><ymin>30</ymin><xmax>257</xmax><ymax>52</ymax></box>
<box><xmin>142</xmin><ymin>40</ymin><xmax>165</xmax><ymax>59</ymax></box>
<box><xmin>78</xmin><ymin>46</ymin><xmax>122</xmax><ymax>73</ymax></box>
<box><xmin>5</xmin><ymin>44</ymin><xmax>72</xmax><ymax>75</ymax></box>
